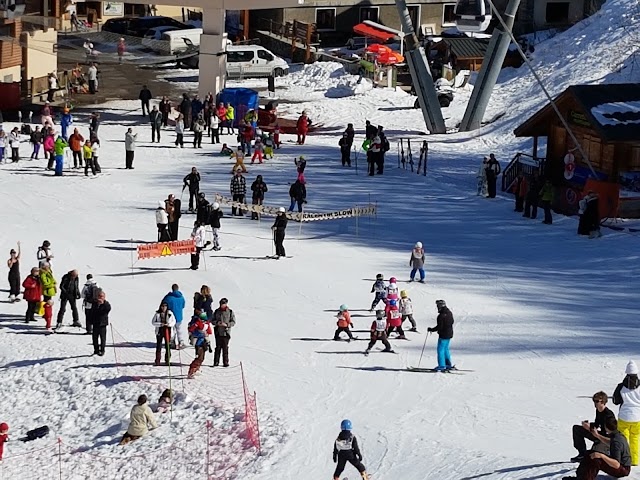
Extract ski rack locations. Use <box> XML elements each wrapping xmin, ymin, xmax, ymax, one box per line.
<box><xmin>397</xmin><ymin>138</ymin><xmax>428</xmax><ymax>176</ymax></box>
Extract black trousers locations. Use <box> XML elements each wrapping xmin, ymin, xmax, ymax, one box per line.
<box><xmin>85</xmin><ymin>309</ymin><xmax>92</xmax><ymax>333</ymax></box>
<box><xmin>334</xmin><ymin>326</ymin><xmax>354</xmax><ymax>340</ymax></box>
<box><xmin>84</xmin><ymin>158</ymin><xmax>96</xmax><ymax>176</ymax></box>
<box><xmin>125</xmin><ymin>151</ymin><xmax>134</xmax><ymax>169</ymax></box>
<box><xmin>25</xmin><ymin>301</ymin><xmax>38</xmax><ymax>322</ymax></box>
<box><xmin>141</xmin><ymin>100</ymin><xmax>150</xmax><ymax>116</ymax></box>
<box><xmin>341</xmin><ymin>149</ymin><xmax>351</xmax><ymax>166</ymax></box>
<box><xmin>368</xmin><ymin>160</ymin><xmax>375</xmax><ymax>176</ymax></box>
<box><xmin>11</xmin><ymin>148</ymin><xmax>19</xmax><ymax>162</ymax></box>
<box><xmin>72</xmin><ymin>150</ymin><xmax>82</xmax><ymax>168</ymax></box>
<box><xmin>57</xmin><ymin>297</ymin><xmax>79</xmax><ymax>325</ymax></box>
<box><xmin>190</xmin><ymin>246</ymin><xmax>202</xmax><ymax>270</ymax></box>
<box><xmin>157</xmin><ymin>224</ymin><xmax>170</xmax><ymax>242</ymax></box>
<box><xmin>572</xmin><ymin>424</ymin><xmax>602</xmax><ymax>455</ymax></box>
<box><xmin>8</xmin><ymin>273</ymin><xmax>20</xmax><ymax>296</ymax></box>
<box><xmin>161</xmin><ymin>111</ymin><xmax>169</xmax><ymax>127</ymax></box>
<box><xmin>210</xmin><ymin>128</ymin><xmax>220</xmax><ymax>144</ymax></box>
<box><xmin>523</xmin><ymin>198</ymin><xmax>538</xmax><ymax>218</ymax></box>
<box><xmin>155</xmin><ymin>327</ymin><xmax>171</xmax><ymax>364</ymax></box>
<box><xmin>387</xmin><ymin>325</ymin><xmax>405</xmax><ymax>337</ymax></box>
<box><xmin>151</xmin><ymin>125</ymin><xmax>161</xmax><ymax>142</ymax></box>
<box><xmin>193</xmin><ymin>132</ymin><xmax>203</xmax><ymax>148</ymax></box>
<box><xmin>168</xmin><ymin>220</ymin><xmax>179</xmax><ymax>241</ymax></box>
<box><xmin>515</xmin><ymin>195</ymin><xmax>524</xmax><ymax>212</ymax></box>
<box><xmin>92</xmin><ymin>325</ymin><xmax>107</xmax><ymax>354</ymax></box>
<box><xmin>487</xmin><ymin>173</ymin><xmax>497</xmax><ymax>198</ymax></box>
<box><xmin>214</xmin><ymin>335</ymin><xmax>230</xmax><ymax>366</ymax></box>
<box><xmin>274</xmin><ymin>230</ymin><xmax>285</xmax><ymax>257</ymax></box>
<box><xmin>367</xmin><ymin>332</ymin><xmax>391</xmax><ymax>351</ymax></box>
<box><xmin>175</xmin><ymin>133</ymin><xmax>184</xmax><ymax>147</ymax></box>
<box><xmin>47</xmin><ymin>89</ymin><xmax>55</xmax><ymax>102</ymax></box>
<box><xmin>334</xmin><ymin>453</ymin><xmax>366</xmax><ymax>477</ymax></box>
<box><xmin>88</xmin><ymin>80</ymin><xmax>96</xmax><ymax>94</ymax></box>
<box><xmin>47</xmin><ymin>151</ymin><xmax>55</xmax><ymax>170</ymax></box>
<box><xmin>188</xmin><ymin>189</ymin><xmax>198</xmax><ymax>210</ymax></box>
<box><xmin>376</xmin><ymin>155</ymin><xmax>384</xmax><ymax>174</ymax></box>
<box><xmin>542</xmin><ymin>201</ymin><xmax>553</xmax><ymax>224</ymax></box>
<box><xmin>232</xmin><ymin>194</ymin><xmax>245</xmax><ymax>216</ymax></box>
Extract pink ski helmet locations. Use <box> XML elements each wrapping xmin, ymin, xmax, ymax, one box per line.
<box><xmin>389</xmin><ymin>277</ymin><xmax>397</xmax><ymax>284</ymax></box>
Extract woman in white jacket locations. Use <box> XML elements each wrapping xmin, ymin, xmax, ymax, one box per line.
<box><xmin>9</xmin><ymin>128</ymin><xmax>20</xmax><ymax>163</ymax></box>
<box><xmin>152</xmin><ymin>302</ymin><xmax>176</xmax><ymax>366</ymax></box>
<box><xmin>190</xmin><ymin>220</ymin><xmax>207</xmax><ymax>271</ymax></box>
<box><xmin>119</xmin><ymin>394</ymin><xmax>157</xmax><ymax>445</ymax></box>
<box><xmin>155</xmin><ymin>201</ymin><xmax>170</xmax><ymax>242</ymax></box>
<box><xmin>614</xmin><ymin>360</ymin><xmax>640</xmax><ymax>465</ymax></box>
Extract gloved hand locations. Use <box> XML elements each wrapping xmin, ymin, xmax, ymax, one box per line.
<box><xmin>427</xmin><ymin>327</ymin><xmax>435</xmax><ymax>333</ymax></box>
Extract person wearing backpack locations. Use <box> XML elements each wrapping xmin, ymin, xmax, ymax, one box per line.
<box><xmin>56</xmin><ymin>269</ymin><xmax>81</xmax><ymax>329</ymax></box>
<box><xmin>81</xmin><ymin>274</ymin><xmax>99</xmax><ymax>334</ymax></box>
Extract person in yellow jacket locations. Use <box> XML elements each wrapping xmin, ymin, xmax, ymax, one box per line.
<box><xmin>82</xmin><ymin>140</ymin><xmax>96</xmax><ymax>176</ymax></box>
<box><xmin>231</xmin><ymin>149</ymin><xmax>247</xmax><ymax>173</ymax></box>
<box><xmin>224</xmin><ymin>103</ymin><xmax>235</xmax><ymax>135</ymax></box>
<box><xmin>39</xmin><ymin>263</ymin><xmax>57</xmax><ymax>301</ymax></box>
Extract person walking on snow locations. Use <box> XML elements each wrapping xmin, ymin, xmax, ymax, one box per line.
<box><xmin>212</xmin><ymin>298</ymin><xmax>236</xmax><ymax>367</ymax></box>
<box><xmin>162</xmin><ymin>284</ymin><xmax>186</xmax><ymax>348</ymax></box>
<box><xmin>339</xmin><ymin>132</ymin><xmax>351</xmax><ymax>167</ymax></box>
<box><xmin>427</xmin><ymin>300</ymin><xmax>454</xmax><ymax>371</ymax></box>
<box><xmin>22</xmin><ymin>267</ymin><xmax>42</xmax><ymax>323</ymax></box>
<box><xmin>613</xmin><ymin>360</ymin><xmax>640</xmax><ymax>466</ymax></box>
<box><xmin>333</xmin><ymin>419</ymin><xmax>369</xmax><ymax>480</ymax></box>
<box><xmin>8</xmin><ymin>128</ymin><xmax>19</xmax><ymax>163</ymax></box>
<box><xmin>37</xmin><ymin>240</ymin><xmax>54</xmax><ymax>268</ymax></box>
<box><xmin>230</xmin><ymin>170</ymin><xmax>247</xmax><ymax>216</ymax></box>
<box><xmin>296</xmin><ymin>111</ymin><xmax>310</xmax><ymax>145</ymax></box>
<box><xmin>539</xmin><ymin>179</ymin><xmax>555</xmax><ymax>225</ymax></box>
<box><xmin>485</xmin><ymin>153</ymin><xmax>501</xmax><ymax>198</ymax></box>
<box><xmin>190</xmin><ymin>220</ymin><xmax>207</xmax><ymax>271</ymax></box>
<box><xmin>334</xmin><ymin>304</ymin><xmax>355</xmax><ymax>341</ymax></box>
<box><xmin>7</xmin><ymin>242</ymin><xmax>20</xmax><ymax>302</ymax></box>
<box><xmin>399</xmin><ymin>290</ymin><xmax>417</xmax><ymax>332</ymax></box>
<box><xmin>117</xmin><ymin>38</ymin><xmax>126</xmax><ymax>64</ymax></box>
<box><xmin>124</xmin><ymin>128</ymin><xmax>137</xmax><ymax>169</ymax></box>
<box><xmin>56</xmin><ymin>269</ymin><xmax>81</xmax><ymax>329</ymax></box>
<box><xmin>272</xmin><ymin>207</ymin><xmax>288</xmax><ymax>258</ymax></box>
<box><xmin>39</xmin><ymin>263</ymin><xmax>57</xmax><ymax>302</ymax></box>
<box><xmin>90</xmin><ymin>289</ymin><xmax>110</xmax><ymax>356</ymax></box>
<box><xmin>193</xmin><ymin>115</ymin><xmax>204</xmax><ymax>148</ymax></box>
<box><xmin>365</xmin><ymin>309</ymin><xmax>393</xmax><ymax>355</ymax></box>
<box><xmin>30</xmin><ymin>126</ymin><xmax>42</xmax><ymax>160</ymax></box>
<box><xmin>81</xmin><ymin>273</ymin><xmax>98</xmax><ymax>334</ymax></box>
<box><xmin>152</xmin><ymin>301</ymin><xmax>176</xmax><ymax>366</ymax></box>
<box><xmin>208</xmin><ymin>202</ymin><xmax>223</xmax><ymax>251</ymax></box>
<box><xmin>251</xmin><ymin>136</ymin><xmax>264</xmax><ymax>164</ymax></box>
<box><xmin>60</xmin><ymin>107</ymin><xmax>73</xmax><ymax>141</ymax></box>
<box><xmin>149</xmin><ymin>105</ymin><xmax>162</xmax><ymax>143</ymax></box>
<box><xmin>187</xmin><ymin>311</ymin><xmax>213</xmax><ymax>378</ymax></box>
<box><xmin>250</xmin><ymin>175</ymin><xmax>268</xmax><ymax>221</ymax></box>
<box><xmin>139</xmin><ymin>85</ymin><xmax>152</xmax><ymax>116</ymax></box>
<box><xmin>69</xmin><ymin>128</ymin><xmax>84</xmax><ymax>169</ymax></box>
<box><xmin>165</xmin><ymin>194</ymin><xmax>181</xmax><ymax>241</ymax></box>
<box><xmin>369</xmin><ymin>273</ymin><xmax>386</xmax><ymax>311</ymax></box>
<box><xmin>409</xmin><ymin>241</ymin><xmax>426</xmax><ymax>283</ymax></box>
<box><xmin>183</xmin><ymin>167</ymin><xmax>200</xmax><ymax>213</ymax></box>
<box><xmin>0</xmin><ymin>423</ymin><xmax>9</xmax><ymax>462</ymax></box>
<box><xmin>156</xmin><ymin>201</ymin><xmax>170</xmax><ymax>242</ymax></box>
<box><xmin>288</xmin><ymin>179</ymin><xmax>306</xmax><ymax>213</ymax></box>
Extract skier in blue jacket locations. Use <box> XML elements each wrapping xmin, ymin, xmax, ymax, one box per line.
<box><xmin>162</xmin><ymin>284</ymin><xmax>186</xmax><ymax>349</ymax></box>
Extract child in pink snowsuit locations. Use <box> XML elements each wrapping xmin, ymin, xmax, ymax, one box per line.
<box><xmin>251</xmin><ymin>137</ymin><xmax>264</xmax><ymax>164</ymax></box>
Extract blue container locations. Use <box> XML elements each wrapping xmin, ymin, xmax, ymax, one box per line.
<box><xmin>217</xmin><ymin>88</ymin><xmax>259</xmax><ymax>128</ymax></box>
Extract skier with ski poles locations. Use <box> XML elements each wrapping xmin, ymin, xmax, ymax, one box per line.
<box><xmin>183</xmin><ymin>167</ymin><xmax>201</xmax><ymax>213</ymax></box>
<box><xmin>427</xmin><ymin>299</ymin><xmax>454</xmax><ymax>371</ymax></box>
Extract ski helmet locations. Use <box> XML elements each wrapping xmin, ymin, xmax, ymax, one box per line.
<box><xmin>436</xmin><ymin>299</ymin><xmax>446</xmax><ymax>311</ymax></box>
<box><xmin>213</xmin><ymin>202</ymin><xmax>220</xmax><ymax>210</ymax></box>
<box><xmin>388</xmin><ymin>298</ymin><xmax>397</xmax><ymax>307</ymax></box>
<box><xmin>278</xmin><ymin>207</ymin><xmax>286</xmax><ymax>213</ymax></box>
<box><xmin>340</xmin><ymin>419</ymin><xmax>352</xmax><ymax>431</ymax></box>
<box><xmin>339</xmin><ymin>304</ymin><xmax>348</xmax><ymax>312</ymax></box>
<box><xmin>376</xmin><ymin>273</ymin><xmax>383</xmax><ymax>280</ymax></box>
<box><xmin>0</xmin><ymin>423</ymin><xmax>7</xmax><ymax>433</ymax></box>
<box><xmin>389</xmin><ymin>277</ymin><xmax>397</xmax><ymax>284</ymax></box>
<box><xmin>400</xmin><ymin>290</ymin><xmax>408</xmax><ymax>298</ymax></box>
<box><xmin>199</xmin><ymin>312</ymin><xmax>208</xmax><ymax>320</ymax></box>
<box><xmin>43</xmin><ymin>240</ymin><xmax>51</xmax><ymax>247</ymax></box>
<box><xmin>415</xmin><ymin>242</ymin><xmax>422</xmax><ymax>249</ymax></box>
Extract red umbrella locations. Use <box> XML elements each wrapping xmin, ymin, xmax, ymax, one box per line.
<box><xmin>376</xmin><ymin>51</ymin><xmax>405</xmax><ymax>65</ymax></box>
<box><xmin>365</xmin><ymin>44</ymin><xmax>392</xmax><ymax>55</ymax></box>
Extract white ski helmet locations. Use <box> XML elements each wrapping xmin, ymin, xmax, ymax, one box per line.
<box><xmin>415</xmin><ymin>242</ymin><xmax>422</xmax><ymax>249</ymax></box>
<box><xmin>278</xmin><ymin>207</ymin><xmax>286</xmax><ymax>213</ymax></box>
<box><xmin>213</xmin><ymin>202</ymin><xmax>220</xmax><ymax>210</ymax></box>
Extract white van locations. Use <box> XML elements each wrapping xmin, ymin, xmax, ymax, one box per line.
<box><xmin>159</xmin><ymin>28</ymin><xmax>203</xmax><ymax>55</ymax></box>
<box><xmin>225</xmin><ymin>45</ymin><xmax>289</xmax><ymax>78</ymax></box>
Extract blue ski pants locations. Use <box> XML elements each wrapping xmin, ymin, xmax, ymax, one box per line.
<box><xmin>410</xmin><ymin>267</ymin><xmax>425</xmax><ymax>281</ymax></box>
<box><xmin>437</xmin><ymin>338</ymin><xmax>452</xmax><ymax>368</ymax></box>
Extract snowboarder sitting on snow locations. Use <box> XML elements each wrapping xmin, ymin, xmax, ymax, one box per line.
<box><xmin>187</xmin><ymin>311</ymin><xmax>212</xmax><ymax>378</ymax></box>
<box><xmin>333</xmin><ymin>419</ymin><xmax>369</xmax><ymax>480</ymax></box>
<box><xmin>399</xmin><ymin>290</ymin><xmax>417</xmax><ymax>332</ymax></box>
<box><xmin>386</xmin><ymin>300</ymin><xmax>405</xmax><ymax>339</ymax></box>
<box><xmin>0</xmin><ymin>422</ymin><xmax>8</xmax><ymax>461</ymax></box>
<box><xmin>427</xmin><ymin>300</ymin><xmax>454</xmax><ymax>371</ymax></box>
<box><xmin>370</xmin><ymin>273</ymin><xmax>387</xmax><ymax>311</ymax></box>
<box><xmin>119</xmin><ymin>395</ymin><xmax>157</xmax><ymax>446</ymax></box>
<box><xmin>365</xmin><ymin>310</ymin><xmax>392</xmax><ymax>354</ymax></box>
<box><xmin>220</xmin><ymin>143</ymin><xmax>233</xmax><ymax>156</ymax></box>
<box><xmin>334</xmin><ymin>304</ymin><xmax>355</xmax><ymax>341</ymax></box>
<box><xmin>156</xmin><ymin>389</ymin><xmax>173</xmax><ymax>414</ymax></box>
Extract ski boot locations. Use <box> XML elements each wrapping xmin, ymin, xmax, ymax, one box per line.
<box><xmin>409</xmin><ymin>328</ymin><xmax>417</xmax><ymax>332</ymax></box>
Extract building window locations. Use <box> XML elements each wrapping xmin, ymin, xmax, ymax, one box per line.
<box><xmin>315</xmin><ymin>8</ymin><xmax>336</xmax><ymax>31</ymax></box>
<box><xmin>546</xmin><ymin>2</ymin><xmax>570</xmax><ymax>24</ymax></box>
<box><xmin>0</xmin><ymin>25</ymin><xmax>12</xmax><ymax>38</ymax></box>
<box><xmin>359</xmin><ymin>7</ymin><xmax>379</xmax><ymax>23</ymax></box>
<box><xmin>443</xmin><ymin>4</ymin><xmax>456</xmax><ymax>26</ymax></box>
<box><xmin>407</xmin><ymin>5</ymin><xmax>421</xmax><ymax>29</ymax></box>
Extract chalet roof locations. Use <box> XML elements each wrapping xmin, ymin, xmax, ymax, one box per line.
<box><xmin>436</xmin><ymin>37</ymin><xmax>489</xmax><ymax>60</ymax></box>
<box><xmin>514</xmin><ymin>84</ymin><xmax>640</xmax><ymax>143</ymax></box>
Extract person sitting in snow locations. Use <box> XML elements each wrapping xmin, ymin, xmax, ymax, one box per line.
<box><xmin>369</xmin><ymin>273</ymin><xmax>386</xmax><ymax>311</ymax></box>
<box><xmin>334</xmin><ymin>304</ymin><xmax>355</xmax><ymax>341</ymax></box>
<box><xmin>220</xmin><ymin>143</ymin><xmax>233</xmax><ymax>156</ymax></box>
<box><xmin>157</xmin><ymin>389</ymin><xmax>173</xmax><ymax>413</ymax></box>
<box><xmin>119</xmin><ymin>395</ymin><xmax>157</xmax><ymax>445</ymax></box>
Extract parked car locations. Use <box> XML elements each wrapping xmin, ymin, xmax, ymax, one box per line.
<box><xmin>183</xmin><ymin>45</ymin><xmax>289</xmax><ymax>78</ymax></box>
<box><xmin>102</xmin><ymin>16</ymin><xmax>188</xmax><ymax>38</ymax></box>
<box><xmin>142</xmin><ymin>25</ymin><xmax>197</xmax><ymax>52</ymax></box>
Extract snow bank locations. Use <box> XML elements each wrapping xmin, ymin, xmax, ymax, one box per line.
<box><xmin>281</xmin><ymin>61</ymin><xmax>372</xmax><ymax>99</ymax></box>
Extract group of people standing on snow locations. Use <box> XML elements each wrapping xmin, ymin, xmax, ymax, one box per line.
<box><xmin>364</xmin><ymin>120</ymin><xmax>390</xmax><ymax>176</ymax></box>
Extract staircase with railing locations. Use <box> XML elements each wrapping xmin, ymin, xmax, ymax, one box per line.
<box><xmin>501</xmin><ymin>152</ymin><xmax>545</xmax><ymax>192</ymax></box>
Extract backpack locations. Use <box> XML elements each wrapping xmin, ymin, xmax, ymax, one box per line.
<box><xmin>86</xmin><ymin>285</ymin><xmax>101</xmax><ymax>302</ymax></box>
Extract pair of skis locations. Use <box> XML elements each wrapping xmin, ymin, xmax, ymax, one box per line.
<box><xmin>406</xmin><ymin>366</ymin><xmax>473</xmax><ymax>374</ymax></box>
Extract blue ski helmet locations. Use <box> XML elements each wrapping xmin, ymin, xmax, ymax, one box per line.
<box><xmin>340</xmin><ymin>419</ymin><xmax>352</xmax><ymax>431</ymax></box>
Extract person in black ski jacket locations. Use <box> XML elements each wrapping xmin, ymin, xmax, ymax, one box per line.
<box><xmin>195</xmin><ymin>193</ymin><xmax>210</xmax><ymax>225</ymax></box>
<box><xmin>288</xmin><ymin>179</ymin><xmax>306</xmax><ymax>213</ymax></box>
<box><xmin>571</xmin><ymin>391</ymin><xmax>616</xmax><ymax>462</ymax></box>
<box><xmin>272</xmin><ymin>208</ymin><xmax>288</xmax><ymax>257</ymax></box>
<box><xmin>523</xmin><ymin>173</ymin><xmax>541</xmax><ymax>219</ymax></box>
<box><xmin>333</xmin><ymin>420</ymin><xmax>369</xmax><ymax>480</ymax></box>
<box><xmin>90</xmin><ymin>289</ymin><xmax>110</xmax><ymax>356</ymax></box>
<box><xmin>208</xmin><ymin>202</ymin><xmax>223</xmax><ymax>251</ymax></box>
<box><xmin>230</xmin><ymin>171</ymin><xmax>247</xmax><ymax>216</ymax></box>
<box><xmin>138</xmin><ymin>85</ymin><xmax>152</xmax><ymax>116</ymax></box>
<box><xmin>183</xmin><ymin>167</ymin><xmax>201</xmax><ymax>213</ymax></box>
<box><xmin>365</xmin><ymin>120</ymin><xmax>377</xmax><ymax>140</ymax></box>
<box><xmin>56</xmin><ymin>269</ymin><xmax>81</xmax><ymax>328</ymax></box>
<box><xmin>250</xmin><ymin>175</ymin><xmax>268</xmax><ymax>220</ymax></box>
<box><xmin>179</xmin><ymin>93</ymin><xmax>192</xmax><ymax>130</ymax></box>
<box><xmin>149</xmin><ymin>105</ymin><xmax>162</xmax><ymax>143</ymax></box>
<box><xmin>427</xmin><ymin>299</ymin><xmax>454</xmax><ymax>371</ymax></box>
<box><xmin>339</xmin><ymin>132</ymin><xmax>351</xmax><ymax>167</ymax></box>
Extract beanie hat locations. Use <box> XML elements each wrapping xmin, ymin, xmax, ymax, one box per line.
<box><xmin>626</xmin><ymin>360</ymin><xmax>639</xmax><ymax>375</ymax></box>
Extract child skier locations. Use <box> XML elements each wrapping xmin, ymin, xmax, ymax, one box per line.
<box><xmin>187</xmin><ymin>311</ymin><xmax>213</xmax><ymax>378</ymax></box>
<box><xmin>409</xmin><ymin>242</ymin><xmax>426</xmax><ymax>283</ymax></box>
<box><xmin>251</xmin><ymin>137</ymin><xmax>264</xmax><ymax>164</ymax></box>
<box><xmin>399</xmin><ymin>290</ymin><xmax>417</xmax><ymax>332</ymax></box>
<box><xmin>333</xmin><ymin>419</ymin><xmax>369</xmax><ymax>480</ymax></box>
<box><xmin>264</xmin><ymin>133</ymin><xmax>275</xmax><ymax>159</ymax></box>
<box><xmin>43</xmin><ymin>299</ymin><xmax>53</xmax><ymax>332</ymax></box>
<box><xmin>386</xmin><ymin>276</ymin><xmax>399</xmax><ymax>300</ymax></box>
<box><xmin>334</xmin><ymin>304</ymin><xmax>355</xmax><ymax>341</ymax></box>
<box><xmin>273</xmin><ymin>125</ymin><xmax>281</xmax><ymax>149</ymax></box>
<box><xmin>365</xmin><ymin>310</ymin><xmax>393</xmax><ymax>355</ymax></box>
<box><xmin>231</xmin><ymin>149</ymin><xmax>247</xmax><ymax>173</ymax></box>
<box><xmin>386</xmin><ymin>301</ymin><xmax>405</xmax><ymax>339</ymax></box>
<box><xmin>0</xmin><ymin>422</ymin><xmax>8</xmax><ymax>461</ymax></box>
<box><xmin>369</xmin><ymin>273</ymin><xmax>386</xmax><ymax>311</ymax></box>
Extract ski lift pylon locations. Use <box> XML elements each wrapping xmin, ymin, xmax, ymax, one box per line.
<box><xmin>454</xmin><ymin>0</ymin><xmax>492</xmax><ymax>33</ymax></box>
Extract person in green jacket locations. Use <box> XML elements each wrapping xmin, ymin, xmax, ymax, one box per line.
<box><xmin>54</xmin><ymin>136</ymin><xmax>68</xmax><ymax>176</ymax></box>
<box><xmin>39</xmin><ymin>263</ymin><xmax>57</xmax><ymax>301</ymax></box>
<box><xmin>224</xmin><ymin>103</ymin><xmax>234</xmax><ymax>135</ymax></box>
<box><xmin>539</xmin><ymin>179</ymin><xmax>554</xmax><ymax>225</ymax></box>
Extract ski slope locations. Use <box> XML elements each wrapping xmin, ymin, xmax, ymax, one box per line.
<box><xmin>1</xmin><ymin>0</ymin><xmax>640</xmax><ymax>478</ymax></box>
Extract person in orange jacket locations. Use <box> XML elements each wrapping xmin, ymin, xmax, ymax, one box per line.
<box><xmin>68</xmin><ymin>128</ymin><xmax>84</xmax><ymax>169</ymax></box>
<box><xmin>296</xmin><ymin>111</ymin><xmax>311</xmax><ymax>145</ymax></box>
<box><xmin>334</xmin><ymin>304</ymin><xmax>355</xmax><ymax>341</ymax></box>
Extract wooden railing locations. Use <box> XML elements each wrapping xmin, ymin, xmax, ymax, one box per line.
<box><xmin>501</xmin><ymin>152</ymin><xmax>546</xmax><ymax>192</ymax></box>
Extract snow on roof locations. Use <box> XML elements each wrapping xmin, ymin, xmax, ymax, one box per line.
<box><xmin>591</xmin><ymin>101</ymin><xmax>640</xmax><ymax>127</ymax></box>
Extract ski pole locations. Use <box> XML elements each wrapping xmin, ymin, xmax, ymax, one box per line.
<box><xmin>417</xmin><ymin>331</ymin><xmax>430</xmax><ymax>369</ymax></box>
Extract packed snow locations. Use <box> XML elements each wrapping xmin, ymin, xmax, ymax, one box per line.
<box><xmin>1</xmin><ymin>0</ymin><xmax>640</xmax><ymax>479</ymax></box>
